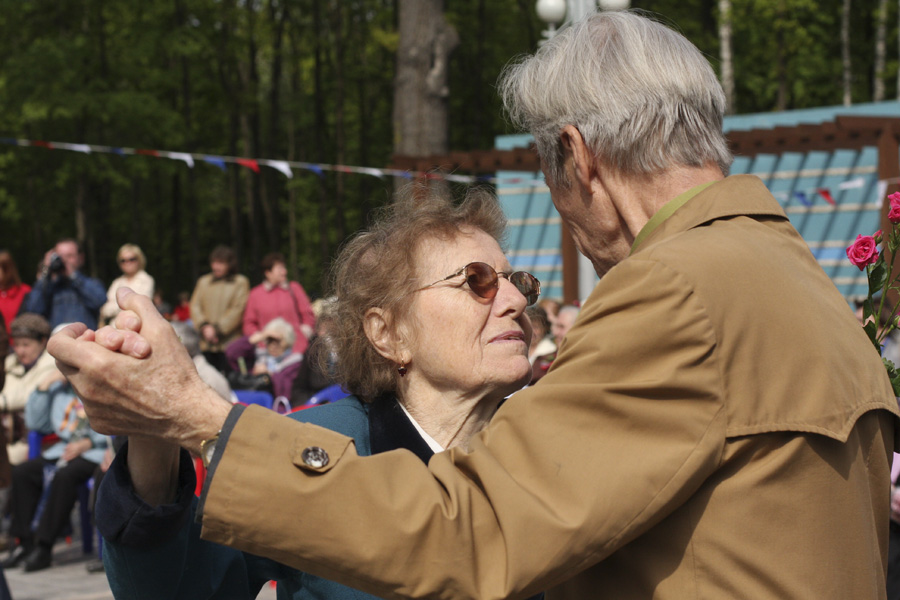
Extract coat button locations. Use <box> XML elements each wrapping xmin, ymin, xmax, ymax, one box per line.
<box><xmin>302</xmin><ymin>446</ymin><xmax>329</xmax><ymax>468</ymax></box>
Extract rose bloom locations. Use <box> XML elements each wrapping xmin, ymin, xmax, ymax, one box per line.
<box><xmin>847</xmin><ymin>235</ymin><xmax>879</xmax><ymax>270</ymax></box>
<box><xmin>875</xmin><ymin>229</ymin><xmax>884</xmax><ymax>243</ymax></box>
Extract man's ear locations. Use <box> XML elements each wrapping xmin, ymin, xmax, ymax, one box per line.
<box><xmin>559</xmin><ymin>125</ymin><xmax>595</xmax><ymax>190</ymax></box>
<box><xmin>363</xmin><ymin>307</ymin><xmax>404</xmax><ymax>362</ymax></box>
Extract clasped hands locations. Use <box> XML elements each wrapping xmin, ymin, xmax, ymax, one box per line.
<box><xmin>47</xmin><ymin>287</ymin><xmax>232</xmax><ymax>455</ymax></box>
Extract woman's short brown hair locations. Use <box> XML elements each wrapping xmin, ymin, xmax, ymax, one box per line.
<box><xmin>328</xmin><ymin>185</ymin><xmax>507</xmax><ymax>402</ymax></box>
<box><xmin>0</xmin><ymin>251</ymin><xmax>22</xmax><ymax>290</ymax></box>
<box><xmin>209</xmin><ymin>245</ymin><xmax>238</xmax><ymax>276</ymax></box>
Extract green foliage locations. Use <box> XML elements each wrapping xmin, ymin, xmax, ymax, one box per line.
<box><xmin>0</xmin><ymin>0</ymin><xmax>896</xmax><ymax>303</ymax></box>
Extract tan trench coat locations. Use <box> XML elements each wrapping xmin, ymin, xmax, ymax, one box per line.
<box><xmin>200</xmin><ymin>175</ymin><xmax>900</xmax><ymax>599</ymax></box>
<box><xmin>189</xmin><ymin>272</ymin><xmax>250</xmax><ymax>353</ymax></box>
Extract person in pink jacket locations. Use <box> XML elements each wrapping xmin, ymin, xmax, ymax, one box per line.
<box><xmin>242</xmin><ymin>253</ymin><xmax>315</xmax><ymax>356</ymax></box>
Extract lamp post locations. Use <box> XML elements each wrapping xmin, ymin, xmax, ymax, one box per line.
<box><xmin>536</xmin><ymin>0</ymin><xmax>566</xmax><ymax>43</ymax></box>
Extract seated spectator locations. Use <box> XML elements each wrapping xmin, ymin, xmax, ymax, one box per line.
<box><xmin>1</xmin><ymin>370</ymin><xmax>108</xmax><ymax>572</ymax></box>
<box><xmin>99</xmin><ymin>244</ymin><xmax>155</xmax><ymax>325</ymax></box>
<box><xmin>226</xmin><ymin>317</ymin><xmax>302</xmax><ymax>400</ymax></box>
<box><xmin>1</xmin><ymin>315</ymin><xmax>57</xmax><ymax>466</ymax></box>
<box><xmin>526</xmin><ymin>306</ymin><xmax>557</xmax><ymax>385</ymax></box>
<box><xmin>153</xmin><ymin>290</ymin><xmax>173</xmax><ymax>320</ymax></box>
<box><xmin>0</xmin><ymin>251</ymin><xmax>31</xmax><ymax>340</ymax></box>
<box><xmin>190</xmin><ymin>246</ymin><xmax>249</xmax><ymax>373</ymax></box>
<box><xmin>551</xmin><ymin>303</ymin><xmax>580</xmax><ymax>348</ymax></box>
<box><xmin>242</xmin><ymin>252</ymin><xmax>315</xmax><ymax>355</ymax></box>
<box><xmin>22</xmin><ymin>238</ymin><xmax>106</xmax><ymax>330</ymax></box>
<box><xmin>172</xmin><ymin>291</ymin><xmax>191</xmax><ymax>323</ymax></box>
<box><xmin>290</xmin><ymin>298</ymin><xmax>341</xmax><ymax>407</ymax></box>
<box><xmin>171</xmin><ymin>321</ymin><xmax>232</xmax><ymax>403</ymax></box>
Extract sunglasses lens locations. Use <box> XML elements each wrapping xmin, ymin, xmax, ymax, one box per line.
<box><xmin>465</xmin><ymin>263</ymin><xmax>499</xmax><ymax>299</ymax></box>
<box><xmin>510</xmin><ymin>272</ymin><xmax>541</xmax><ymax>306</ymax></box>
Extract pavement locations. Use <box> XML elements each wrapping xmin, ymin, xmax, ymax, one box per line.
<box><xmin>2</xmin><ymin>531</ymin><xmax>278</xmax><ymax>600</ymax></box>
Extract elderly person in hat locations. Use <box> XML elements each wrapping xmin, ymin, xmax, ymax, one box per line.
<box><xmin>1</xmin><ymin>314</ymin><xmax>57</xmax><ymax>467</ymax></box>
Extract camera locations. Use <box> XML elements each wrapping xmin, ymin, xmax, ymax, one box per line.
<box><xmin>47</xmin><ymin>252</ymin><xmax>66</xmax><ymax>276</ymax></box>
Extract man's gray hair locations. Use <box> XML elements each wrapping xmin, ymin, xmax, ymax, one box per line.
<box><xmin>499</xmin><ymin>11</ymin><xmax>733</xmax><ymax>185</ymax></box>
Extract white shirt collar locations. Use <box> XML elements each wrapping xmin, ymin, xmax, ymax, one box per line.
<box><xmin>397</xmin><ymin>402</ymin><xmax>444</xmax><ymax>453</ymax></box>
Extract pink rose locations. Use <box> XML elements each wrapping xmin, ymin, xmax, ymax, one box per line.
<box><xmin>890</xmin><ymin>205</ymin><xmax>900</xmax><ymax>224</ymax></box>
<box><xmin>875</xmin><ymin>229</ymin><xmax>884</xmax><ymax>242</ymax></box>
<box><xmin>847</xmin><ymin>235</ymin><xmax>879</xmax><ymax>270</ymax></box>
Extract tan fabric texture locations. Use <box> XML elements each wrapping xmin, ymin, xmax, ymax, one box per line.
<box><xmin>189</xmin><ymin>273</ymin><xmax>250</xmax><ymax>353</ymax></box>
<box><xmin>201</xmin><ymin>175</ymin><xmax>900</xmax><ymax>599</ymax></box>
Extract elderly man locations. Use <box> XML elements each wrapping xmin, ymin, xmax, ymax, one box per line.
<box><xmin>50</xmin><ymin>11</ymin><xmax>898</xmax><ymax>599</ymax></box>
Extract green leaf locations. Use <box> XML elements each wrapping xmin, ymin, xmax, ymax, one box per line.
<box><xmin>869</xmin><ymin>261</ymin><xmax>888</xmax><ymax>296</ymax></box>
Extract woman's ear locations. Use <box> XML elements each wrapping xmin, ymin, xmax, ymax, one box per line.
<box><xmin>364</xmin><ymin>308</ymin><xmax>404</xmax><ymax>362</ymax></box>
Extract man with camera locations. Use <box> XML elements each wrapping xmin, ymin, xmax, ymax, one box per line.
<box><xmin>22</xmin><ymin>239</ymin><xmax>106</xmax><ymax>330</ymax></box>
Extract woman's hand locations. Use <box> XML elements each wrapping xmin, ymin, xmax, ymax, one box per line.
<box><xmin>36</xmin><ymin>368</ymin><xmax>66</xmax><ymax>392</ymax></box>
<box><xmin>252</xmin><ymin>362</ymin><xmax>268</xmax><ymax>375</ymax></box>
<box><xmin>61</xmin><ymin>438</ymin><xmax>92</xmax><ymax>462</ymax></box>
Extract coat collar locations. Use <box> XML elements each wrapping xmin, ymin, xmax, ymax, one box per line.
<box><xmin>634</xmin><ymin>175</ymin><xmax>788</xmax><ymax>254</ymax></box>
<box><xmin>368</xmin><ymin>396</ymin><xmax>434</xmax><ymax>464</ymax></box>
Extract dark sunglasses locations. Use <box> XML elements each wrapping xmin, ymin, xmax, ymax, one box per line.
<box><xmin>264</xmin><ymin>336</ymin><xmax>283</xmax><ymax>345</ymax></box>
<box><xmin>119</xmin><ymin>256</ymin><xmax>138</xmax><ymax>264</ymax></box>
<box><xmin>416</xmin><ymin>262</ymin><xmax>541</xmax><ymax>306</ymax></box>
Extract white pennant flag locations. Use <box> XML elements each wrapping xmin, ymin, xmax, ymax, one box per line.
<box><xmin>262</xmin><ymin>160</ymin><xmax>293</xmax><ymax>178</ymax></box>
<box><xmin>163</xmin><ymin>152</ymin><xmax>195</xmax><ymax>168</ymax></box>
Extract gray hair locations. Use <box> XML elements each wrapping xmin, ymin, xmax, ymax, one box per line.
<box><xmin>171</xmin><ymin>321</ymin><xmax>200</xmax><ymax>357</ymax></box>
<box><xmin>499</xmin><ymin>10</ymin><xmax>732</xmax><ymax>184</ymax></box>
<box><xmin>262</xmin><ymin>317</ymin><xmax>297</xmax><ymax>349</ymax></box>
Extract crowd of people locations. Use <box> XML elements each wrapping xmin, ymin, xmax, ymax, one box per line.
<box><xmin>0</xmin><ymin>9</ymin><xmax>897</xmax><ymax>600</ymax></box>
<box><xmin>0</xmin><ymin>234</ymin><xmax>572</xmax><ymax>586</ymax></box>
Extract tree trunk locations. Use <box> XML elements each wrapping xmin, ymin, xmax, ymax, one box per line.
<box><xmin>841</xmin><ymin>0</ymin><xmax>852</xmax><ymax>106</ymax></box>
<box><xmin>874</xmin><ymin>0</ymin><xmax>887</xmax><ymax>101</ymax></box>
<box><xmin>393</xmin><ymin>0</ymin><xmax>459</xmax><ymax>158</ymax></box>
<box><xmin>331</xmin><ymin>0</ymin><xmax>347</xmax><ymax>242</ymax></box>
<box><xmin>718</xmin><ymin>0</ymin><xmax>735</xmax><ymax>114</ymax></box>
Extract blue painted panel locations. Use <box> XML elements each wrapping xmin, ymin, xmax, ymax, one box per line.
<box><xmin>495</xmin><ymin>101</ymin><xmax>897</xmax><ymax>304</ymax></box>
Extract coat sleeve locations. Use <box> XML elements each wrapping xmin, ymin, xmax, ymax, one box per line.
<box><xmin>199</xmin><ymin>259</ymin><xmax>728</xmax><ymax>600</ymax></box>
<box><xmin>215</xmin><ymin>277</ymin><xmax>249</xmax><ymax>338</ymax></box>
<box><xmin>71</xmin><ymin>273</ymin><xmax>108</xmax><ymax>313</ymax></box>
<box><xmin>21</xmin><ymin>277</ymin><xmax>51</xmax><ymax>317</ymax></box>
<box><xmin>189</xmin><ymin>277</ymin><xmax>209</xmax><ymax>328</ymax></box>
<box><xmin>99</xmin><ymin>445</ymin><xmax>281</xmax><ymax>600</ymax></box>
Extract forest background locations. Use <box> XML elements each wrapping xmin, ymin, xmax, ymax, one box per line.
<box><xmin>0</xmin><ymin>0</ymin><xmax>897</xmax><ymax>301</ymax></box>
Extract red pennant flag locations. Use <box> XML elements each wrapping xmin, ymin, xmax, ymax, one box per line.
<box><xmin>31</xmin><ymin>141</ymin><xmax>52</xmax><ymax>148</ymax></box>
<box><xmin>816</xmin><ymin>188</ymin><xmax>836</xmax><ymax>206</ymax></box>
<box><xmin>236</xmin><ymin>159</ymin><xmax>260</xmax><ymax>173</ymax></box>
<box><xmin>136</xmin><ymin>149</ymin><xmax>159</xmax><ymax>157</ymax></box>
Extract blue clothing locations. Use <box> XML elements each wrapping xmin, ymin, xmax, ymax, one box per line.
<box><xmin>24</xmin><ymin>381</ymin><xmax>108</xmax><ymax>464</ymax></box>
<box><xmin>22</xmin><ymin>271</ymin><xmax>107</xmax><ymax>330</ymax></box>
<box><xmin>99</xmin><ymin>398</ymin><xmax>423</xmax><ymax>599</ymax></box>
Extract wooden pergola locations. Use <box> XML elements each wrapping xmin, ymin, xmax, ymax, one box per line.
<box><xmin>391</xmin><ymin>115</ymin><xmax>900</xmax><ymax>304</ymax></box>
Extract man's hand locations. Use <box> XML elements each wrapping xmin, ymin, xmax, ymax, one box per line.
<box><xmin>48</xmin><ymin>288</ymin><xmax>232</xmax><ymax>454</ymax></box>
<box><xmin>201</xmin><ymin>324</ymin><xmax>219</xmax><ymax>344</ymax></box>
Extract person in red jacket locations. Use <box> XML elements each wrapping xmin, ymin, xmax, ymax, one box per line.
<box><xmin>242</xmin><ymin>253</ymin><xmax>315</xmax><ymax>356</ymax></box>
<box><xmin>0</xmin><ymin>251</ymin><xmax>31</xmax><ymax>340</ymax></box>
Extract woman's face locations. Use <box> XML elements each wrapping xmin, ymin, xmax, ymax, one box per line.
<box><xmin>264</xmin><ymin>262</ymin><xmax>288</xmax><ymax>286</ymax></box>
<box><xmin>118</xmin><ymin>251</ymin><xmax>140</xmax><ymax>276</ymax></box>
<box><xmin>400</xmin><ymin>228</ymin><xmax>533</xmax><ymax>400</ymax></box>
<box><xmin>264</xmin><ymin>332</ymin><xmax>290</xmax><ymax>356</ymax></box>
<box><xmin>13</xmin><ymin>337</ymin><xmax>45</xmax><ymax>367</ymax></box>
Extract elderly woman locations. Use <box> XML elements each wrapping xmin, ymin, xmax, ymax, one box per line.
<box><xmin>94</xmin><ymin>187</ymin><xmax>542</xmax><ymax>599</ymax></box>
<box><xmin>99</xmin><ymin>244</ymin><xmax>155</xmax><ymax>325</ymax></box>
<box><xmin>226</xmin><ymin>317</ymin><xmax>303</xmax><ymax>399</ymax></box>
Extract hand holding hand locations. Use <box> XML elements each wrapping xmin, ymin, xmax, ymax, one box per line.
<box><xmin>48</xmin><ymin>287</ymin><xmax>232</xmax><ymax>454</ymax></box>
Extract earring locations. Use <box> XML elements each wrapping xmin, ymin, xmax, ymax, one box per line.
<box><xmin>397</xmin><ymin>363</ymin><xmax>408</xmax><ymax>377</ymax></box>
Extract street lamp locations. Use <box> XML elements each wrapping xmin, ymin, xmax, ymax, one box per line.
<box><xmin>536</xmin><ymin>0</ymin><xmax>566</xmax><ymax>42</ymax></box>
<box><xmin>597</xmin><ymin>0</ymin><xmax>631</xmax><ymax>9</ymax></box>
